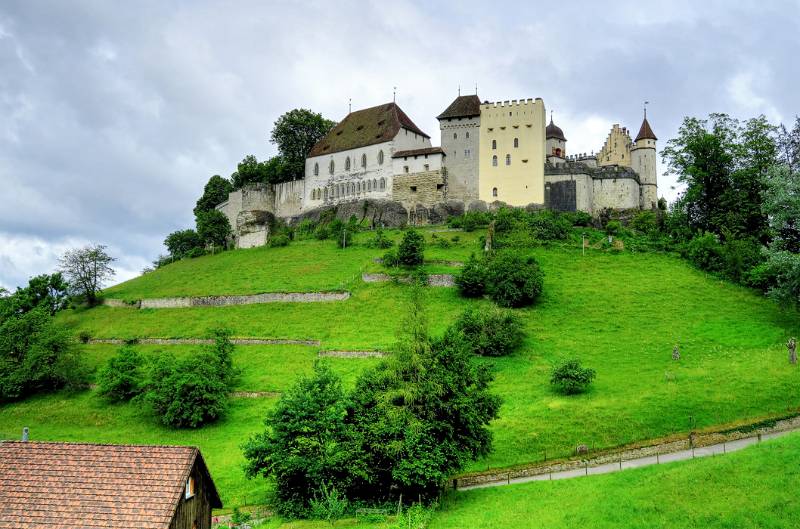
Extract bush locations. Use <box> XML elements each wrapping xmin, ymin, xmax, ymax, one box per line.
<box><xmin>630</xmin><ymin>211</ymin><xmax>658</xmax><ymax>235</ymax></box>
<box><xmin>268</xmin><ymin>234</ymin><xmax>291</xmax><ymax>247</ymax></box>
<box><xmin>309</xmin><ymin>483</ymin><xmax>349</xmax><ymax>524</ymax></box>
<box><xmin>450</xmin><ymin>306</ymin><xmax>524</xmax><ymax>357</ymax></box>
<box><xmin>605</xmin><ymin>220</ymin><xmax>622</xmax><ymax>236</ymax></box>
<box><xmin>528</xmin><ymin>211</ymin><xmax>571</xmax><ymax>241</ymax></box>
<box><xmin>398</xmin><ymin>229</ymin><xmax>425</xmax><ymax>266</ymax></box>
<box><xmin>315</xmin><ymin>225</ymin><xmax>331</xmax><ymax>240</ymax></box>
<box><xmin>185</xmin><ymin>247</ymin><xmax>206</xmax><ymax>259</ymax></box>
<box><xmin>195</xmin><ymin>209</ymin><xmax>232</xmax><ymax>248</ymax></box>
<box><xmin>78</xmin><ymin>330</ymin><xmax>91</xmax><ymax>344</ymax></box>
<box><xmin>97</xmin><ymin>347</ymin><xmax>144</xmax><ymax>401</ymax></box>
<box><xmin>550</xmin><ymin>359</ymin><xmax>596</xmax><ymax>395</ymax></box>
<box><xmin>164</xmin><ymin>229</ymin><xmax>202</xmax><ymax>259</ymax></box>
<box><xmin>434</xmin><ymin>237</ymin><xmax>452</xmax><ymax>249</ymax></box>
<box><xmin>367</xmin><ymin>228</ymin><xmax>394</xmax><ymax>249</ymax></box>
<box><xmin>450</xmin><ymin>211</ymin><xmax>492</xmax><ymax>232</ymax></box>
<box><xmin>455</xmin><ymin>254</ymin><xmax>487</xmax><ymax>297</ymax></box>
<box><xmin>494</xmin><ymin>207</ymin><xmax>526</xmax><ymax>233</ymax></box>
<box><xmin>382</xmin><ymin>249</ymin><xmax>400</xmax><ymax>267</ymax></box>
<box><xmin>566</xmin><ymin>211</ymin><xmax>593</xmax><ymax>227</ymax></box>
<box><xmin>686</xmin><ymin>232</ymin><xmax>724</xmax><ymax>273</ymax></box>
<box><xmin>484</xmin><ymin>251</ymin><xmax>544</xmax><ymax>308</ymax></box>
<box><xmin>721</xmin><ymin>237</ymin><xmax>764</xmax><ymax>283</ymax></box>
<box><xmin>296</xmin><ymin>219</ymin><xmax>318</xmax><ymax>239</ymax></box>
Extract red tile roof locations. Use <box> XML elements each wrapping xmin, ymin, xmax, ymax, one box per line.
<box><xmin>0</xmin><ymin>441</ymin><xmax>221</xmax><ymax>529</ymax></box>
<box><xmin>308</xmin><ymin>102</ymin><xmax>429</xmax><ymax>157</ymax></box>
<box><xmin>635</xmin><ymin>117</ymin><xmax>657</xmax><ymax>141</ymax></box>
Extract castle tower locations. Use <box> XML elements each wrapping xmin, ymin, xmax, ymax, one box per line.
<box><xmin>631</xmin><ymin>109</ymin><xmax>658</xmax><ymax>209</ymax></box>
<box><xmin>545</xmin><ymin>113</ymin><xmax>566</xmax><ymax>165</ymax></box>
<box><xmin>437</xmin><ymin>94</ymin><xmax>482</xmax><ymax>201</ymax></box>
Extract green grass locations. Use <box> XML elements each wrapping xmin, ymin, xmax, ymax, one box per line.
<box><xmin>430</xmin><ymin>432</ymin><xmax>800</xmax><ymax>529</ymax></box>
<box><xmin>3</xmin><ymin>225</ymin><xmax>800</xmax><ymax>510</ymax></box>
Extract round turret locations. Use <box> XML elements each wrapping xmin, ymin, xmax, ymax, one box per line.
<box><xmin>546</xmin><ymin>118</ymin><xmax>566</xmax><ymax>141</ymax></box>
<box><xmin>546</xmin><ymin>115</ymin><xmax>567</xmax><ymax>161</ymax></box>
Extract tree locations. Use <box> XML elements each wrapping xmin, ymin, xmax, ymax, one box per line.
<box><xmin>397</xmin><ymin>229</ymin><xmax>425</xmax><ymax>266</ymax></box>
<box><xmin>230</xmin><ymin>155</ymin><xmax>269</xmax><ymax>189</ymax></box>
<box><xmin>242</xmin><ymin>362</ymin><xmax>363</xmax><ymax>517</ymax></box>
<box><xmin>0</xmin><ymin>273</ymin><xmax>68</xmax><ymax>318</ymax></box>
<box><xmin>776</xmin><ymin>116</ymin><xmax>800</xmax><ymax>173</ymax></box>
<box><xmin>550</xmin><ymin>359</ymin><xmax>596</xmax><ymax>395</ymax></box>
<box><xmin>97</xmin><ymin>347</ymin><xmax>144</xmax><ymax>401</ymax></box>
<box><xmin>164</xmin><ymin>229</ymin><xmax>203</xmax><ymax>259</ymax></box>
<box><xmin>271</xmin><ymin>109</ymin><xmax>336</xmax><ymax>181</ymax></box>
<box><xmin>196</xmin><ymin>209</ymin><xmax>232</xmax><ymax>248</ymax></box>
<box><xmin>484</xmin><ymin>251</ymin><xmax>544</xmax><ymax>308</ymax></box>
<box><xmin>58</xmin><ymin>244</ymin><xmax>115</xmax><ymax>305</ymax></box>
<box><xmin>448</xmin><ymin>306</ymin><xmax>524</xmax><ymax>357</ymax></box>
<box><xmin>194</xmin><ymin>175</ymin><xmax>233</xmax><ymax>217</ymax></box>
<box><xmin>760</xmin><ymin>164</ymin><xmax>800</xmax><ymax>307</ymax></box>
<box><xmin>455</xmin><ymin>254</ymin><xmax>487</xmax><ymax>297</ymax></box>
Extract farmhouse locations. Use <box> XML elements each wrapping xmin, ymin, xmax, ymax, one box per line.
<box><xmin>0</xmin><ymin>441</ymin><xmax>222</xmax><ymax>529</ymax></box>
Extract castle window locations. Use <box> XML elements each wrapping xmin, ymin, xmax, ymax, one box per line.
<box><xmin>373</xmin><ymin>178</ymin><xmax>378</xmax><ymax>190</ymax></box>
<box><xmin>464</xmin><ymin>149</ymin><xmax>470</xmax><ymax>157</ymax></box>
<box><xmin>314</xmin><ymin>163</ymin><xmax>319</xmax><ymax>176</ymax></box>
<box><xmin>453</xmin><ymin>133</ymin><xmax>457</xmax><ymax>139</ymax></box>
<box><xmin>492</xmin><ymin>139</ymin><xmax>497</xmax><ymax>150</ymax></box>
<box><xmin>492</xmin><ymin>155</ymin><xmax>498</xmax><ymax>167</ymax></box>
<box><xmin>329</xmin><ymin>160</ymin><xmax>334</xmax><ymax>175</ymax></box>
<box><xmin>437</xmin><ymin>183</ymin><xmax>444</xmax><ymax>190</ymax></box>
<box><xmin>492</xmin><ymin>187</ymin><xmax>498</xmax><ymax>197</ymax></box>
<box><xmin>555</xmin><ymin>148</ymin><xmax>562</xmax><ymax>157</ymax></box>
<box><xmin>404</xmin><ymin>166</ymin><xmax>409</xmax><ymax>173</ymax></box>
<box><xmin>367</xmin><ymin>180</ymin><xmax>372</xmax><ymax>191</ymax></box>
<box><xmin>466</xmin><ymin>131</ymin><xmax>470</xmax><ymax>139</ymax></box>
<box><xmin>514</xmin><ymin>137</ymin><xmax>519</xmax><ymax>148</ymax></box>
<box><xmin>424</xmin><ymin>164</ymin><xmax>429</xmax><ymax>171</ymax></box>
<box><xmin>345</xmin><ymin>157</ymin><xmax>351</xmax><ymax>171</ymax></box>
<box><xmin>505</xmin><ymin>154</ymin><xmax>511</xmax><ymax>165</ymax></box>
<box><xmin>379</xmin><ymin>178</ymin><xmax>385</xmax><ymax>190</ymax></box>
<box><xmin>378</xmin><ymin>150</ymin><xmax>384</xmax><ymax>165</ymax></box>
<box><xmin>324</xmin><ymin>188</ymin><xmax>328</xmax><ymax>200</ymax></box>
<box><xmin>361</xmin><ymin>154</ymin><xmax>367</xmax><ymax>168</ymax></box>
<box><xmin>410</xmin><ymin>186</ymin><xmax>417</xmax><ymax>192</ymax></box>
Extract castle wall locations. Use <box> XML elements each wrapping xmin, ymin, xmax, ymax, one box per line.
<box><xmin>392</xmin><ymin>152</ymin><xmax>443</xmax><ymax>174</ymax></box>
<box><xmin>592</xmin><ymin>175</ymin><xmax>640</xmax><ymax>211</ymax></box>
<box><xmin>544</xmin><ymin>171</ymin><xmax>593</xmax><ymax>212</ymax></box>
<box><xmin>631</xmin><ymin>140</ymin><xmax>658</xmax><ymax>209</ymax></box>
<box><xmin>391</xmin><ymin>170</ymin><xmax>447</xmax><ymax>210</ymax></box>
<box><xmin>479</xmin><ymin>98</ymin><xmax>546</xmax><ymax>206</ymax></box>
<box><xmin>440</xmin><ymin>116</ymin><xmax>480</xmax><ymax>201</ymax></box>
<box><xmin>597</xmin><ymin>124</ymin><xmax>633</xmax><ymax>167</ymax></box>
<box><xmin>272</xmin><ymin>179</ymin><xmax>304</xmax><ymax>218</ymax></box>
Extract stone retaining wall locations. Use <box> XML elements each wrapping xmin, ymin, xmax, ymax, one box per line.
<box><xmin>319</xmin><ymin>350</ymin><xmax>388</xmax><ymax>358</ymax></box>
<box><xmin>103</xmin><ymin>292</ymin><xmax>350</xmax><ymax>309</ymax></box>
<box><xmin>361</xmin><ymin>273</ymin><xmax>454</xmax><ymax>287</ymax></box>
<box><xmin>87</xmin><ymin>338</ymin><xmax>320</xmax><ymax>346</ymax></box>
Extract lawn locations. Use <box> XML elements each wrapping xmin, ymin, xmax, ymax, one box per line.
<box><xmin>430</xmin><ymin>431</ymin><xmax>800</xmax><ymax>529</ymax></box>
<box><xmin>3</xmin><ymin>225</ymin><xmax>799</xmax><ymax>509</ymax></box>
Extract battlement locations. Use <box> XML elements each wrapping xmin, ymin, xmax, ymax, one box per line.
<box><xmin>545</xmin><ymin>160</ymin><xmax>640</xmax><ymax>183</ymax></box>
<box><xmin>481</xmin><ymin>97</ymin><xmax>542</xmax><ymax>109</ymax></box>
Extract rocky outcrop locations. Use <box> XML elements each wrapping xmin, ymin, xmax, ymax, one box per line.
<box><xmin>236</xmin><ymin>210</ymin><xmax>275</xmax><ymax>249</ymax></box>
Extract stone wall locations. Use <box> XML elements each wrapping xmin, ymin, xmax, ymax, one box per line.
<box><xmin>126</xmin><ymin>291</ymin><xmax>350</xmax><ymax>309</ymax></box>
<box><xmin>592</xmin><ymin>173</ymin><xmax>640</xmax><ymax>211</ymax></box>
<box><xmin>391</xmin><ymin>170</ymin><xmax>447</xmax><ymax>223</ymax></box>
<box><xmin>545</xmin><ymin>162</ymin><xmax>641</xmax><ymax>214</ymax></box>
<box><xmin>272</xmin><ymin>179</ymin><xmax>304</xmax><ymax>218</ymax></box>
<box><xmin>439</xmin><ymin>115</ymin><xmax>480</xmax><ymax>201</ymax></box>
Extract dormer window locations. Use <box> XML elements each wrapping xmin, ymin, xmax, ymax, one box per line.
<box><xmin>185</xmin><ymin>476</ymin><xmax>195</xmax><ymax>499</ymax></box>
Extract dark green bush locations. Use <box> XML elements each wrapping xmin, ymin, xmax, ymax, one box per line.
<box><xmin>484</xmin><ymin>251</ymin><xmax>544</xmax><ymax>308</ymax></box>
<box><xmin>185</xmin><ymin>247</ymin><xmax>206</xmax><ymax>259</ymax></box>
<box><xmin>450</xmin><ymin>306</ymin><xmax>524</xmax><ymax>357</ymax></box>
<box><xmin>97</xmin><ymin>347</ymin><xmax>144</xmax><ymax>401</ymax></box>
<box><xmin>565</xmin><ymin>211</ymin><xmax>593</xmax><ymax>227</ymax></box>
<box><xmin>314</xmin><ymin>225</ymin><xmax>331</xmax><ymax>240</ymax></box>
<box><xmin>367</xmin><ymin>228</ymin><xmax>394</xmax><ymax>249</ymax></box>
<box><xmin>528</xmin><ymin>211</ymin><xmax>571</xmax><ymax>241</ymax></box>
<box><xmin>455</xmin><ymin>254</ymin><xmax>487</xmax><ymax>297</ymax></box>
<box><xmin>494</xmin><ymin>207</ymin><xmax>526</xmax><ymax>233</ymax></box>
<box><xmin>605</xmin><ymin>220</ymin><xmax>622</xmax><ymax>236</ymax></box>
<box><xmin>630</xmin><ymin>211</ymin><xmax>658</xmax><ymax>234</ymax></box>
<box><xmin>686</xmin><ymin>232</ymin><xmax>724</xmax><ymax>273</ymax></box>
<box><xmin>721</xmin><ymin>237</ymin><xmax>764</xmax><ymax>283</ymax></box>
<box><xmin>268</xmin><ymin>234</ymin><xmax>291</xmax><ymax>247</ymax></box>
<box><xmin>78</xmin><ymin>330</ymin><xmax>91</xmax><ymax>344</ymax></box>
<box><xmin>383</xmin><ymin>249</ymin><xmax>400</xmax><ymax>267</ymax></box>
<box><xmin>550</xmin><ymin>359</ymin><xmax>596</xmax><ymax>395</ymax></box>
<box><xmin>398</xmin><ymin>229</ymin><xmax>425</xmax><ymax>266</ymax></box>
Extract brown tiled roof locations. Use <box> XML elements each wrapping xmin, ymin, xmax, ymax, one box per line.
<box><xmin>308</xmin><ymin>102</ymin><xmax>429</xmax><ymax>157</ymax></box>
<box><xmin>635</xmin><ymin>117</ymin><xmax>657</xmax><ymax>141</ymax></box>
<box><xmin>546</xmin><ymin>118</ymin><xmax>566</xmax><ymax>141</ymax></box>
<box><xmin>0</xmin><ymin>441</ymin><xmax>222</xmax><ymax>529</ymax></box>
<box><xmin>392</xmin><ymin>147</ymin><xmax>445</xmax><ymax>158</ymax></box>
<box><xmin>436</xmin><ymin>95</ymin><xmax>482</xmax><ymax>120</ymax></box>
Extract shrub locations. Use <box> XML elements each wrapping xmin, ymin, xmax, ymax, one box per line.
<box><xmin>268</xmin><ymin>234</ymin><xmax>291</xmax><ymax>247</ymax></box>
<box><xmin>195</xmin><ymin>209</ymin><xmax>232</xmax><ymax>247</ymax></box>
<box><xmin>97</xmin><ymin>347</ymin><xmax>144</xmax><ymax>401</ymax></box>
<box><xmin>455</xmin><ymin>254</ymin><xmax>487</xmax><ymax>297</ymax></box>
<box><xmin>309</xmin><ymin>483</ymin><xmax>349</xmax><ymax>525</ymax></box>
<box><xmin>164</xmin><ymin>229</ymin><xmax>202</xmax><ymax>259</ymax></box>
<box><xmin>335</xmin><ymin>227</ymin><xmax>353</xmax><ymax>248</ymax></box>
<box><xmin>630</xmin><ymin>211</ymin><xmax>658</xmax><ymax>235</ymax></box>
<box><xmin>686</xmin><ymin>232</ymin><xmax>724</xmax><ymax>273</ymax></box>
<box><xmin>185</xmin><ymin>247</ymin><xmax>206</xmax><ymax>259</ymax></box>
<box><xmin>78</xmin><ymin>330</ymin><xmax>91</xmax><ymax>344</ymax></box>
<box><xmin>451</xmin><ymin>235</ymin><xmax>461</xmax><ymax>243</ymax></box>
<box><xmin>367</xmin><ymin>228</ymin><xmax>394</xmax><ymax>249</ymax></box>
<box><xmin>434</xmin><ymin>236</ymin><xmax>452</xmax><ymax>249</ymax></box>
<box><xmin>315</xmin><ymin>225</ymin><xmax>330</xmax><ymax>240</ymax></box>
<box><xmin>451</xmin><ymin>211</ymin><xmax>492</xmax><ymax>232</ymax></box>
<box><xmin>605</xmin><ymin>220</ymin><xmax>622</xmax><ymax>236</ymax></box>
<box><xmin>450</xmin><ymin>306</ymin><xmax>524</xmax><ymax>357</ymax></box>
<box><xmin>296</xmin><ymin>219</ymin><xmax>318</xmax><ymax>239</ymax></box>
<box><xmin>550</xmin><ymin>359</ymin><xmax>596</xmax><ymax>395</ymax></box>
<box><xmin>494</xmin><ymin>207</ymin><xmax>526</xmax><ymax>233</ymax></box>
<box><xmin>484</xmin><ymin>251</ymin><xmax>544</xmax><ymax>307</ymax></box>
<box><xmin>566</xmin><ymin>211</ymin><xmax>593</xmax><ymax>227</ymax></box>
<box><xmin>383</xmin><ymin>249</ymin><xmax>400</xmax><ymax>267</ymax></box>
<box><xmin>721</xmin><ymin>237</ymin><xmax>764</xmax><ymax>283</ymax></box>
<box><xmin>398</xmin><ymin>229</ymin><xmax>425</xmax><ymax>266</ymax></box>
<box><xmin>528</xmin><ymin>211</ymin><xmax>571</xmax><ymax>241</ymax></box>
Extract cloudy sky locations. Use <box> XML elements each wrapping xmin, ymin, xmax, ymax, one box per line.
<box><xmin>1</xmin><ymin>0</ymin><xmax>797</xmax><ymax>290</ymax></box>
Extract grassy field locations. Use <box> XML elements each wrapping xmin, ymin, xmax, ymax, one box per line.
<box><xmin>430</xmin><ymin>432</ymin><xmax>800</xmax><ymax>529</ymax></box>
<box><xmin>2</xmin><ymin>225</ymin><xmax>799</xmax><ymax>510</ymax></box>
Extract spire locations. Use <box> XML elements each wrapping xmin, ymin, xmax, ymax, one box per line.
<box><xmin>546</xmin><ymin>111</ymin><xmax>566</xmax><ymax>141</ymax></box>
<box><xmin>635</xmin><ymin>103</ymin><xmax>657</xmax><ymax>142</ymax></box>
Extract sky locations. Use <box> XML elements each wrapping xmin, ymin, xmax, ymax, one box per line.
<box><xmin>1</xmin><ymin>0</ymin><xmax>798</xmax><ymax>291</ymax></box>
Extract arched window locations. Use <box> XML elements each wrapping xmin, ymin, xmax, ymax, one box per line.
<box><xmin>453</xmin><ymin>133</ymin><xmax>457</xmax><ymax>139</ymax></box>
<box><xmin>329</xmin><ymin>160</ymin><xmax>334</xmax><ymax>175</ymax></box>
<box><xmin>379</xmin><ymin>178</ymin><xmax>385</xmax><ymax>190</ymax></box>
<box><xmin>314</xmin><ymin>162</ymin><xmax>319</xmax><ymax>176</ymax></box>
<box><xmin>555</xmin><ymin>148</ymin><xmax>562</xmax><ymax>157</ymax></box>
<box><xmin>367</xmin><ymin>180</ymin><xmax>372</xmax><ymax>191</ymax></box>
<box><xmin>466</xmin><ymin>131</ymin><xmax>470</xmax><ymax>139</ymax></box>
<box><xmin>514</xmin><ymin>137</ymin><xmax>519</xmax><ymax>148</ymax></box>
<box><xmin>492</xmin><ymin>155</ymin><xmax>498</xmax><ymax>167</ymax></box>
<box><xmin>373</xmin><ymin>179</ymin><xmax>378</xmax><ymax>191</ymax></box>
<box><xmin>361</xmin><ymin>154</ymin><xmax>367</xmax><ymax>168</ymax></box>
<box><xmin>492</xmin><ymin>187</ymin><xmax>498</xmax><ymax>197</ymax></box>
<box><xmin>324</xmin><ymin>187</ymin><xmax>328</xmax><ymax>200</ymax></box>
<box><xmin>506</xmin><ymin>154</ymin><xmax>511</xmax><ymax>165</ymax></box>
<box><xmin>345</xmin><ymin>157</ymin><xmax>351</xmax><ymax>171</ymax></box>
<box><xmin>492</xmin><ymin>139</ymin><xmax>497</xmax><ymax>150</ymax></box>
<box><xmin>378</xmin><ymin>150</ymin><xmax>384</xmax><ymax>165</ymax></box>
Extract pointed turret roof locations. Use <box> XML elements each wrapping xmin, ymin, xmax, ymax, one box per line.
<box><xmin>635</xmin><ymin>115</ymin><xmax>657</xmax><ymax>141</ymax></box>
<box><xmin>546</xmin><ymin>117</ymin><xmax>566</xmax><ymax>141</ymax></box>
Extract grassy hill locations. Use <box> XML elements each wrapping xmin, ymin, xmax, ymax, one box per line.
<box><xmin>430</xmin><ymin>431</ymin><xmax>800</xmax><ymax>529</ymax></box>
<box><xmin>1</xmin><ymin>225</ymin><xmax>799</xmax><ymax>509</ymax></box>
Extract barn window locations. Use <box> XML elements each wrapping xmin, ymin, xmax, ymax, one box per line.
<box><xmin>185</xmin><ymin>476</ymin><xmax>195</xmax><ymax>499</ymax></box>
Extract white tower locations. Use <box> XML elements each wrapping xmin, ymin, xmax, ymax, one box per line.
<box><xmin>631</xmin><ymin>108</ymin><xmax>658</xmax><ymax>209</ymax></box>
<box><xmin>545</xmin><ymin>112</ymin><xmax>567</xmax><ymax>166</ymax></box>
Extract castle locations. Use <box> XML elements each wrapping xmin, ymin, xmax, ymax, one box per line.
<box><xmin>217</xmin><ymin>95</ymin><xmax>659</xmax><ymax>248</ymax></box>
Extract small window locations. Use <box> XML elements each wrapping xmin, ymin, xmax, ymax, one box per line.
<box><xmin>492</xmin><ymin>155</ymin><xmax>498</xmax><ymax>167</ymax></box>
<box><xmin>492</xmin><ymin>139</ymin><xmax>497</xmax><ymax>150</ymax></box>
<box><xmin>345</xmin><ymin>157</ymin><xmax>351</xmax><ymax>171</ymax></box>
<box><xmin>453</xmin><ymin>133</ymin><xmax>457</xmax><ymax>139</ymax></box>
<box><xmin>314</xmin><ymin>162</ymin><xmax>319</xmax><ymax>176</ymax></box>
<box><xmin>410</xmin><ymin>186</ymin><xmax>417</xmax><ymax>192</ymax></box>
<box><xmin>367</xmin><ymin>180</ymin><xmax>372</xmax><ymax>191</ymax></box>
<box><xmin>379</xmin><ymin>178</ymin><xmax>385</xmax><ymax>190</ymax></box>
<box><xmin>514</xmin><ymin>138</ymin><xmax>519</xmax><ymax>148</ymax></box>
<box><xmin>424</xmin><ymin>164</ymin><xmax>429</xmax><ymax>171</ymax></box>
<box><xmin>185</xmin><ymin>477</ymin><xmax>195</xmax><ymax>499</ymax></box>
<box><xmin>361</xmin><ymin>154</ymin><xmax>367</xmax><ymax>168</ymax></box>
<box><xmin>466</xmin><ymin>131</ymin><xmax>470</xmax><ymax>139</ymax></box>
<box><xmin>436</xmin><ymin>183</ymin><xmax>444</xmax><ymax>190</ymax></box>
<box><xmin>329</xmin><ymin>160</ymin><xmax>334</xmax><ymax>175</ymax></box>
<box><xmin>404</xmin><ymin>166</ymin><xmax>409</xmax><ymax>173</ymax></box>
<box><xmin>506</xmin><ymin>154</ymin><xmax>511</xmax><ymax>165</ymax></box>
<box><xmin>492</xmin><ymin>187</ymin><xmax>498</xmax><ymax>197</ymax></box>
<box><xmin>378</xmin><ymin>150</ymin><xmax>384</xmax><ymax>165</ymax></box>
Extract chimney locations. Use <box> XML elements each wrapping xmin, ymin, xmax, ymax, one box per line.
<box><xmin>22</xmin><ymin>427</ymin><xmax>29</xmax><ymax>442</ymax></box>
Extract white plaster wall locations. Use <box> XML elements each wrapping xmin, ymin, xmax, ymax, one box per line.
<box><xmin>392</xmin><ymin>152</ymin><xmax>443</xmax><ymax>174</ymax></box>
<box><xmin>631</xmin><ymin>141</ymin><xmax>658</xmax><ymax>209</ymax></box>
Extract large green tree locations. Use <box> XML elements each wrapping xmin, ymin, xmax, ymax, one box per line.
<box><xmin>194</xmin><ymin>175</ymin><xmax>233</xmax><ymax>217</ymax></box>
<box><xmin>271</xmin><ymin>109</ymin><xmax>336</xmax><ymax>181</ymax></box>
<box><xmin>58</xmin><ymin>244</ymin><xmax>116</xmax><ymax>305</ymax></box>
<box><xmin>195</xmin><ymin>209</ymin><xmax>232</xmax><ymax>248</ymax></box>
